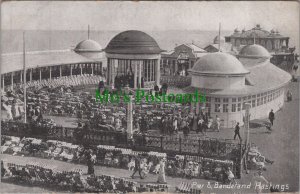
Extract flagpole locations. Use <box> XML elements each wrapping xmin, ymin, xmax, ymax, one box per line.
<box><xmin>23</xmin><ymin>32</ymin><xmax>27</xmax><ymax>123</ymax></box>
<box><xmin>218</xmin><ymin>22</ymin><xmax>221</xmax><ymax>52</ymax></box>
<box><xmin>88</xmin><ymin>25</ymin><xmax>90</xmax><ymax>39</ymax></box>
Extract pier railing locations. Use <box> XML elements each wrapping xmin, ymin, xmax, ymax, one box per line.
<box><xmin>2</xmin><ymin>121</ymin><xmax>242</xmax><ymax>157</ymax></box>
<box><xmin>160</xmin><ymin>76</ymin><xmax>191</xmax><ymax>88</ymax></box>
<box><xmin>2</xmin><ymin>121</ymin><xmax>244</xmax><ymax>177</ymax></box>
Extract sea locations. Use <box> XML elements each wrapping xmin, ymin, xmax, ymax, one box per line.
<box><xmin>1</xmin><ymin>30</ymin><xmax>299</xmax><ymax>54</ymax></box>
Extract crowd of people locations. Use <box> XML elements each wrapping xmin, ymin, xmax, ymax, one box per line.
<box><xmin>2</xmin><ymin>161</ymin><xmax>169</xmax><ymax>193</ymax></box>
<box><xmin>3</xmin><ymin>75</ymin><xmax>226</xmax><ymax>139</ymax></box>
<box><xmin>2</xmin><ymin>135</ymin><xmax>236</xmax><ymax>183</ymax></box>
<box><xmin>160</xmin><ymin>112</ymin><xmax>222</xmax><ymax>136</ymax></box>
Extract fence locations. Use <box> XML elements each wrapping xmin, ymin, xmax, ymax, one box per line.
<box><xmin>160</xmin><ymin>76</ymin><xmax>191</xmax><ymax>88</ymax></box>
<box><xmin>2</xmin><ymin>121</ymin><xmax>243</xmax><ymax>159</ymax></box>
<box><xmin>2</xmin><ymin>121</ymin><xmax>244</xmax><ymax>177</ymax></box>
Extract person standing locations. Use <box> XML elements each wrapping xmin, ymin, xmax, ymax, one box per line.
<box><xmin>234</xmin><ymin>122</ymin><xmax>242</xmax><ymax>141</ymax></box>
<box><xmin>216</xmin><ymin>115</ymin><xmax>221</xmax><ymax>132</ymax></box>
<box><xmin>182</xmin><ymin>118</ymin><xmax>189</xmax><ymax>138</ymax></box>
<box><xmin>86</xmin><ymin>151</ymin><xmax>95</xmax><ymax>175</ymax></box>
<box><xmin>192</xmin><ymin>114</ymin><xmax>198</xmax><ymax>132</ymax></box>
<box><xmin>173</xmin><ymin>117</ymin><xmax>178</xmax><ymax>134</ymax></box>
<box><xmin>268</xmin><ymin>109</ymin><xmax>275</xmax><ymax>126</ymax></box>
<box><xmin>131</xmin><ymin>156</ymin><xmax>143</xmax><ymax>179</ymax></box>
<box><xmin>157</xmin><ymin>158</ymin><xmax>167</xmax><ymax>183</ymax></box>
<box><xmin>287</xmin><ymin>90</ymin><xmax>292</xmax><ymax>102</ymax></box>
<box><xmin>252</xmin><ymin>171</ymin><xmax>269</xmax><ymax>194</ymax></box>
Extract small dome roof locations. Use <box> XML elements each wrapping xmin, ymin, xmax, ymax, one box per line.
<box><xmin>239</xmin><ymin>44</ymin><xmax>271</xmax><ymax>58</ymax></box>
<box><xmin>213</xmin><ymin>35</ymin><xmax>225</xmax><ymax>44</ymax></box>
<box><xmin>105</xmin><ymin>30</ymin><xmax>163</xmax><ymax>54</ymax></box>
<box><xmin>74</xmin><ymin>39</ymin><xmax>102</xmax><ymax>52</ymax></box>
<box><xmin>191</xmin><ymin>52</ymin><xmax>249</xmax><ymax>75</ymax></box>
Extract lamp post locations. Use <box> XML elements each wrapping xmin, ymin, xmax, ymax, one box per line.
<box><xmin>113</xmin><ymin>60</ymin><xmax>118</xmax><ymax>89</ymax></box>
<box><xmin>125</xmin><ymin>86</ymin><xmax>134</xmax><ymax>140</ymax></box>
<box><xmin>243</xmin><ymin>103</ymin><xmax>251</xmax><ymax>175</ymax></box>
<box><xmin>23</xmin><ymin>32</ymin><xmax>27</xmax><ymax>124</ymax></box>
<box><xmin>244</xmin><ymin>103</ymin><xmax>251</xmax><ymax>147</ymax></box>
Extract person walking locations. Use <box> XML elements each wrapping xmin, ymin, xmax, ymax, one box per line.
<box><xmin>268</xmin><ymin>109</ymin><xmax>275</xmax><ymax>126</ymax></box>
<box><xmin>131</xmin><ymin>156</ymin><xmax>143</xmax><ymax>179</ymax></box>
<box><xmin>287</xmin><ymin>90</ymin><xmax>292</xmax><ymax>102</ymax></box>
<box><xmin>234</xmin><ymin>122</ymin><xmax>242</xmax><ymax>142</ymax></box>
<box><xmin>157</xmin><ymin>158</ymin><xmax>167</xmax><ymax>183</ymax></box>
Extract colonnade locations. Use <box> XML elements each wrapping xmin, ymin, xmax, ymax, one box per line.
<box><xmin>1</xmin><ymin>62</ymin><xmax>103</xmax><ymax>90</ymax></box>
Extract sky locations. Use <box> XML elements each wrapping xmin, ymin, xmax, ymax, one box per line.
<box><xmin>1</xmin><ymin>1</ymin><xmax>299</xmax><ymax>32</ymax></box>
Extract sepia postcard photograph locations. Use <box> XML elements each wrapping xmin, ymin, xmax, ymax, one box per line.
<box><xmin>0</xmin><ymin>1</ymin><xmax>299</xmax><ymax>193</ymax></box>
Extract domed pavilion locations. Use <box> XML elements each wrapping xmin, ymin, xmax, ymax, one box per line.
<box><xmin>186</xmin><ymin>45</ymin><xmax>291</xmax><ymax>127</ymax></box>
<box><xmin>104</xmin><ymin>30</ymin><xmax>163</xmax><ymax>89</ymax></box>
<box><xmin>73</xmin><ymin>39</ymin><xmax>106</xmax><ymax>76</ymax></box>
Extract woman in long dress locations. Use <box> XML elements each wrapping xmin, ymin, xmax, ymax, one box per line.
<box><xmin>157</xmin><ymin>158</ymin><xmax>167</xmax><ymax>183</ymax></box>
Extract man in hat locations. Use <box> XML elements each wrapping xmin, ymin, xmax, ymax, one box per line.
<box><xmin>86</xmin><ymin>150</ymin><xmax>95</xmax><ymax>175</ymax></box>
<box><xmin>131</xmin><ymin>155</ymin><xmax>143</xmax><ymax>179</ymax></box>
<box><xmin>268</xmin><ymin>109</ymin><xmax>275</xmax><ymax>126</ymax></box>
<box><xmin>234</xmin><ymin>122</ymin><xmax>242</xmax><ymax>141</ymax></box>
<box><xmin>287</xmin><ymin>90</ymin><xmax>292</xmax><ymax>102</ymax></box>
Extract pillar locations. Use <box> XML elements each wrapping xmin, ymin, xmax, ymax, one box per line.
<box><xmin>80</xmin><ymin>64</ymin><xmax>83</xmax><ymax>75</ymax></box>
<box><xmin>245</xmin><ymin>103</ymin><xmax>251</xmax><ymax>145</ymax></box>
<box><xmin>146</xmin><ymin>60</ymin><xmax>149</xmax><ymax>82</ymax></box>
<box><xmin>138</xmin><ymin>61</ymin><xmax>142</xmax><ymax>88</ymax></box>
<box><xmin>196</xmin><ymin>102</ymin><xmax>200</xmax><ymax>115</ymax></box>
<box><xmin>11</xmin><ymin>72</ymin><xmax>14</xmax><ymax>89</ymax></box>
<box><xmin>286</xmin><ymin>38</ymin><xmax>289</xmax><ymax>47</ymax></box>
<box><xmin>108</xmin><ymin>60</ymin><xmax>112</xmax><ymax>87</ymax></box>
<box><xmin>190</xmin><ymin>102</ymin><xmax>194</xmax><ymax>113</ymax></box>
<box><xmin>108</xmin><ymin>61</ymin><xmax>111</xmax><ymax>86</ymax></box>
<box><xmin>60</xmin><ymin>66</ymin><xmax>62</xmax><ymax>77</ymax></box>
<box><xmin>91</xmin><ymin>63</ymin><xmax>94</xmax><ymax>75</ymax></box>
<box><xmin>2</xmin><ymin>75</ymin><xmax>5</xmax><ymax>89</ymax></box>
<box><xmin>134</xmin><ymin>62</ymin><xmax>137</xmax><ymax>89</ymax></box>
<box><xmin>20</xmin><ymin>71</ymin><xmax>23</xmax><ymax>84</ymax></box>
<box><xmin>149</xmin><ymin>60</ymin><xmax>152</xmax><ymax>81</ymax></box>
<box><xmin>175</xmin><ymin>60</ymin><xmax>178</xmax><ymax>75</ymax></box>
<box><xmin>127</xmin><ymin>89</ymin><xmax>133</xmax><ymax>139</ymax></box>
<box><xmin>70</xmin><ymin>65</ymin><xmax>73</xmax><ymax>76</ymax></box>
<box><xmin>155</xmin><ymin>59</ymin><xmax>160</xmax><ymax>86</ymax></box>
<box><xmin>49</xmin><ymin>66</ymin><xmax>52</xmax><ymax>80</ymax></box>
<box><xmin>30</xmin><ymin>69</ymin><xmax>32</xmax><ymax>82</ymax></box>
<box><xmin>166</xmin><ymin>59</ymin><xmax>169</xmax><ymax>75</ymax></box>
<box><xmin>39</xmin><ymin>68</ymin><xmax>42</xmax><ymax>81</ymax></box>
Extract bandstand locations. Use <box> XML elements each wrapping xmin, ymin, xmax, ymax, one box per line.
<box><xmin>104</xmin><ymin>30</ymin><xmax>163</xmax><ymax>89</ymax></box>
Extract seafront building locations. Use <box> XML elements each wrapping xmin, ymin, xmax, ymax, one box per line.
<box><xmin>187</xmin><ymin>44</ymin><xmax>291</xmax><ymax>127</ymax></box>
<box><xmin>160</xmin><ymin>44</ymin><xmax>207</xmax><ymax>76</ymax></box>
<box><xmin>225</xmin><ymin>24</ymin><xmax>296</xmax><ymax>70</ymax></box>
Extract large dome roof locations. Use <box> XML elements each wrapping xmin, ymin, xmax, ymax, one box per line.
<box><xmin>105</xmin><ymin>30</ymin><xmax>163</xmax><ymax>54</ymax></box>
<box><xmin>239</xmin><ymin>44</ymin><xmax>271</xmax><ymax>58</ymax></box>
<box><xmin>74</xmin><ymin>39</ymin><xmax>102</xmax><ymax>52</ymax></box>
<box><xmin>191</xmin><ymin>52</ymin><xmax>249</xmax><ymax>75</ymax></box>
<box><xmin>213</xmin><ymin>35</ymin><xmax>225</xmax><ymax>44</ymax></box>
